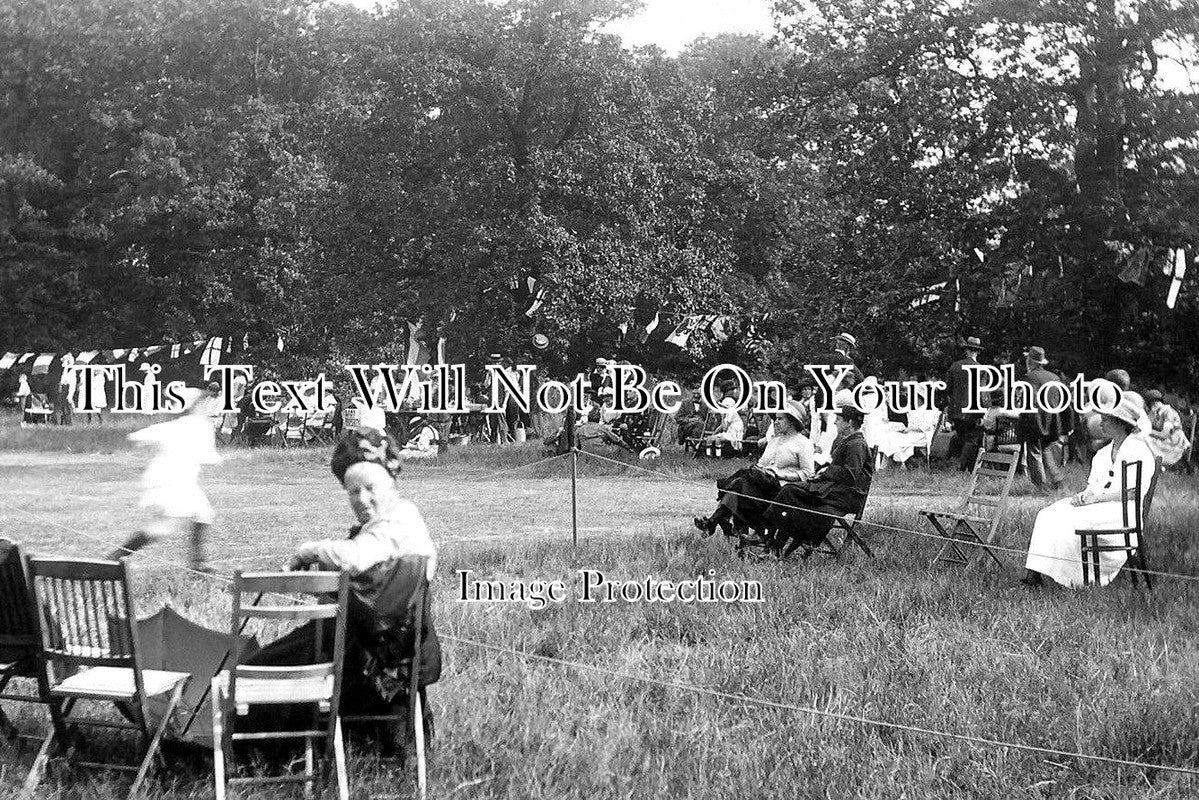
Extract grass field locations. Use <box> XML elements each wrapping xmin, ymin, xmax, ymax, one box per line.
<box><xmin>3</xmin><ymin>419</ymin><xmax>1199</xmax><ymax>799</ymax></box>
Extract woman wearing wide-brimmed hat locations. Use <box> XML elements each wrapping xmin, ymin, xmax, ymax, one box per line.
<box><xmin>1022</xmin><ymin>391</ymin><xmax>1157</xmax><ymax>588</ymax></box>
<box><xmin>693</xmin><ymin>399</ymin><xmax>816</xmax><ymax>537</ymax></box>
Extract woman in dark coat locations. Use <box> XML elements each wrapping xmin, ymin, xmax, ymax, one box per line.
<box><xmin>246</xmin><ymin>428</ymin><xmax>441</xmax><ymax>758</ymax></box>
<box><xmin>767</xmin><ymin>395</ymin><xmax>873</xmax><ymax>558</ymax></box>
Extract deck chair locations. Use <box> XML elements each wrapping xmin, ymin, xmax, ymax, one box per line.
<box><xmin>0</xmin><ymin>539</ymin><xmax>48</xmax><ymax>746</ymax></box>
<box><xmin>800</xmin><ymin>446</ymin><xmax>879</xmax><ymax>560</ymax></box>
<box><xmin>211</xmin><ymin>571</ymin><xmax>350</xmax><ymax>800</ymax></box>
<box><xmin>341</xmin><ymin>556</ymin><xmax>437</xmax><ymax>800</ymax></box>
<box><xmin>922</xmin><ymin>449</ymin><xmax>1019</xmax><ymax>567</ymax></box>
<box><xmin>23</xmin><ymin>557</ymin><xmax>189</xmax><ymax>799</ymax></box>
<box><xmin>1077</xmin><ymin>457</ymin><xmax>1162</xmax><ymax>589</ymax></box>
<box><xmin>279</xmin><ymin>411</ymin><xmax>307</xmax><ymax>448</ymax></box>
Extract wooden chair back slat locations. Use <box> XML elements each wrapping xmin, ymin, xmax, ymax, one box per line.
<box><xmin>28</xmin><ymin>558</ymin><xmax>140</xmax><ymax>683</ymax></box>
<box><xmin>237</xmin><ymin>604</ymin><xmax>341</xmax><ymax>621</ymax></box>
<box><xmin>235</xmin><ymin>572</ymin><xmax>344</xmax><ymax>594</ymax></box>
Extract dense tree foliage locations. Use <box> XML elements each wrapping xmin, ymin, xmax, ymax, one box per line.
<box><xmin>1</xmin><ymin>0</ymin><xmax>1197</xmax><ymax>385</ymax></box>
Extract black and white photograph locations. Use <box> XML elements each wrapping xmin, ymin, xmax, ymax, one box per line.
<box><xmin>2</xmin><ymin>0</ymin><xmax>1199</xmax><ymax>796</ymax></box>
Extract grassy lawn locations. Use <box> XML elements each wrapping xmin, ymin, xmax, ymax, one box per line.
<box><xmin>3</xmin><ymin>420</ymin><xmax>1199</xmax><ymax>798</ymax></box>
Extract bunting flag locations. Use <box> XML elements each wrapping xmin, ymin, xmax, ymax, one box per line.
<box><xmin>32</xmin><ymin>354</ymin><xmax>55</xmax><ymax>375</ymax></box>
<box><xmin>276</xmin><ymin>335</ymin><xmax>284</xmax><ymax>352</ymax></box>
<box><xmin>664</xmin><ymin>316</ymin><xmax>705</xmax><ymax>349</ymax></box>
<box><xmin>639</xmin><ymin>312</ymin><xmax>661</xmax><ymax>345</ymax></box>
<box><xmin>110</xmin><ymin>349</ymin><xmax>127</xmax><ymax>360</ymax></box>
<box><xmin>709</xmin><ymin>316</ymin><xmax>731</xmax><ymax>342</ymax></box>
<box><xmin>199</xmin><ymin>338</ymin><xmax>222</xmax><ymax>367</ymax></box>
<box><xmin>973</xmin><ymin>248</ymin><xmax>986</xmax><ymax>263</ymax></box>
<box><xmin>1117</xmin><ymin>246</ymin><xmax>1151</xmax><ymax>286</ymax></box>
<box><xmin>126</xmin><ymin>347</ymin><xmax>141</xmax><ymax>362</ymax></box>
<box><xmin>744</xmin><ymin>322</ymin><xmax>769</xmax><ymax>359</ymax></box>
<box><xmin>142</xmin><ymin>345</ymin><xmax>165</xmax><ymax>358</ymax></box>
<box><xmin>405</xmin><ymin>319</ymin><xmax>430</xmax><ymax>366</ymax></box>
<box><xmin>169</xmin><ymin>344</ymin><xmax>181</xmax><ymax>359</ymax></box>
<box><xmin>508</xmin><ymin>275</ymin><xmax>554</xmax><ymax>318</ymax></box>
<box><xmin>77</xmin><ymin>351</ymin><xmax>98</xmax><ymax>364</ymax></box>
<box><xmin>0</xmin><ymin>353</ymin><xmax>16</xmax><ymax>371</ymax></box>
<box><xmin>1167</xmin><ymin>247</ymin><xmax>1187</xmax><ymax>310</ymax></box>
<box><xmin>909</xmin><ymin>281</ymin><xmax>948</xmax><ymax>310</ymax></box>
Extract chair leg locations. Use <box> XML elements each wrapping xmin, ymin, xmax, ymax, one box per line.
<box><xmin>20</xmin><ymin>727</ymin><xmax>57</xmax><ymax>799</ymax></box>
<box><xmin>211</xmin><ymin>680</ymin><xmax>227</xmax><ymax>800</ymax></box>
<box><xmin>412</xmin><ymin>693</ymin><xmax>427</xmax><ymax>800</ymax></box>
<box><xmin>130</xmin><ymin>683</ymin><xmax>184</xmax><ymax>798</ymax></box>
<box><xmin>333</xmin><ymin>716</ymin><xmax>350</xmax><ymax>800</ymax></box>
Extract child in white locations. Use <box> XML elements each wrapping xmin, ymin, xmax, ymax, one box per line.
<box><xmin>108</xmin><ymin>388</ymin><xmax>220</xmax><ymax>570</ymax></box>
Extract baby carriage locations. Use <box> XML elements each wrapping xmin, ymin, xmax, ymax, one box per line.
<box><xmin>21</xmin><ymin>393</ymin><xmax>54</xmax><ymax>425</ymax></box>
<box><xmin>611</xmin><ymin>408</ymin><xmax>669</xmax><ymax>460</ymax></box>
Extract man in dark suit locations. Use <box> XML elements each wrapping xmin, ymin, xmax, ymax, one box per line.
<box><xmin>808</xmin><ymin>333</ymin><xmax>864</xmax><ymax>393</ymax></box>
<box><xmin>1018</xmin><ymin>346</ymin><xmax>1072</xmax><ymax>490</ymax></box>
<box><xmin>944</xmin><ymin>336</ymin><xmax>986</xmax><ymax>471</ymax></box>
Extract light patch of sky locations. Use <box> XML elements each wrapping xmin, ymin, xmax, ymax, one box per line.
<box><xmin>336</xmin><ymin>0</ymin><xmax>1194</xmax><ymax>91</ymax></box>
<box><xmin>602</xmin><ymin>0</ymin><xmax>775</xmax><ymax>54</ymax></box>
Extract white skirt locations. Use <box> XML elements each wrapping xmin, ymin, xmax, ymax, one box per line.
<box><xmin>1025</xmin><ymin>498</ymin><xmax>1133</xmax><ymax>588</ymax></box>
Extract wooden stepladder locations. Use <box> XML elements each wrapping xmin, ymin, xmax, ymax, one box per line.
<box><xmin>922</xmin><ymin>449</ymin><xmax>1019</xmax><ymax>567</ymax></box>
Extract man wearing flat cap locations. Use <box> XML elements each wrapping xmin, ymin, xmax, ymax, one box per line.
<box><xmin>1018</xmin><ymin>346</ymin><xmax>1073</xmax><ymax>490</ymax></box>
<box><xmin>944</xmin><ymin>336</ymin><xmax>986</xmax><ymax>471</ymax></box>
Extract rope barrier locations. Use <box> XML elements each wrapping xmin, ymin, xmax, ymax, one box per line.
<box><xmin>441</xmin><ymin>634</ymin><xmax>1199</xmax><ymax>778</ymax></box>
<box><xmin>8</xmin><ymin>456</ymin><xmax>1199</xmax><ymax>781</ymax></box>
<box><xmin>575</xmin><ymin>449</ymin><xmax>1199</xmax><ymax>584</ymax></box>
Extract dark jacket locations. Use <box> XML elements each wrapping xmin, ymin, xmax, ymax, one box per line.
<box><xmin>1018</xmin><ymin>367</ymin><xmax>1073</xmax><ymax>441</ymax></box>
<box><xmin>945</xmin><ymin>356</ymin><xmax>985</xmax><ymax>420</ymax></box>
<box><xmin>806</xmin><ymin>350</ymin><xmax>864</xmax><ymax>391</ymax></box>
<box><xmin>796</xmin><ymin>429</ymin><xmax>873</xmax><ymax>513</ymax></box>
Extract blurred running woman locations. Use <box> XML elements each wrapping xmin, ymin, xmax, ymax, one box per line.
<box><xmin>107</xmin><ymin>387</ymin><xmax>221</xmax><ymax>571</ymax></box>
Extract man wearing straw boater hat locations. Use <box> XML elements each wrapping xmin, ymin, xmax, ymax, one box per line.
<box><xmin>944</xmin><ymin>335</ymin><xmax>986</xmax><ymax>471</ymax></box>
<box><xmin>1018</xmin><ymin>345</ymin><xmax>1073</xmax><ymax>491</ymax></box>
<box><xmin>808</xmin><ymin>332</ymin><xmax>864</xmax><ymax>393</ymax></box>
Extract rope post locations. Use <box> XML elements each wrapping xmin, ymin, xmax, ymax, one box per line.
<box><xmin>570</xmin><ymin>445</ymin><xmax>579</xmax><ymax>548</ymax></box>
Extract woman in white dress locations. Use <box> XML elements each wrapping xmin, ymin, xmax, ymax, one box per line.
<box><xmin>1022</xmin><ymin>394</ymin><xmax>1156</xmax><ymax>588</ymax></box>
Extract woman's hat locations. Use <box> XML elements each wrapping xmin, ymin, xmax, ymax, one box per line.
<box><xmin>331</xmin><ymin>427</ymin><xmax>403</xmax><ymax>483</ymax></box>
<box><xmin>409</xmin><ymin>414</ymin><xmax>424</xmax><ymax>426</ymax></box>
<box><xmin>781</xmin><ymin>399</ymin><xmax>808</xmax><ymax>429</ymax></box>
<box><xmin>488</xmin><ymin>353</ymin><xmax>503</xmax><ymax>362</ymax></box>
<box><xmin>962</xmin><ymin>336</ymin><xmax>983</xmax><ymax>351</ymax></box>
<box><xmin>1098</xmin><ymin>394</ymin><xmax>1142</xmax><ymax>430</ymax></box>
<box><xmin>836</xmin><ymin>332</ymin><xmax>857</xmax><ymax>349</ymax></box>
<box><xmin>532</xmin><ymin>333</ymin><xmax>549</xmax><ymax>350</ymax></box>
<box><xmin>1145</xmin><ymin>389</ymin><xmax>1164</xmax><ymax>403</ymax></box>
<box><xmin>1024</xmin><ymin>346</ymin><xmax>1049</xmax><ymax>364</ymax></box>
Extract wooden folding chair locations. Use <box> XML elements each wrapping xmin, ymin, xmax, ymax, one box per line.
<box><xmin>922</xmin><ymin>449</ymin><xmax>1019</xmax><ymax>567</ymax></box>
<box><xmin>211</xmin><ymin>571</ymin><xmax>350</xmax><ymax>800</ymax></box>
<box><xmin>800</xmin><ymin>447</ymin><xmax>879</xmax><ymax>560</ymax></box>
<box><xmin>341</xmin><ymin>556</ymin><xmax>434</xmax><ymax>800</ymax></box>
<box><xmin>23</xmin><ymin>557</ymin><xmax>189</xmax><ymax>799</ymax></box>
<box><xmin>1077</xmin><ymin>457</ymin><xmax>1162</xmax><ymax>589</ymax></box>
<box><xmin>0</xmin><ymin>539</ymin><xmax>49</xmax><ymax>747</ymax></box>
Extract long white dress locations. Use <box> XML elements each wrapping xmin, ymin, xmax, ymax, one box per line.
<box><xmin>1025</xmin><ymin>436</ymin><xmax>1156</xmax><ymax>588</ymax></box>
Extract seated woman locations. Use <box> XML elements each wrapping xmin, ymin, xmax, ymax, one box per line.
<box><xmin>765</xmin><ymin>393</ymin><xmax>873</xmax><ymax>558</ymax></box>
<box><xmin>697</xmin><ymin>382</ymin><xmax>745</xmax><ymax>456</ymax></box>
<box><xmin>1022</xmin><ymin>395</ymin><xmax>1155</xmax><ymax>588</ymax></box>
<box><xmin>247</xmin><ymin>428</ymin><xmax>441</xmax><ymax>756</ymax></box>
<box><xmin>400</xmin><ymin>414</ymin><xmax>441</xmax><ymax>460</ymax></box>
<box><xmin>1143</xmin><ymin>389</ymin><xmax>1190</xmax><ymax>467</ymax></box>
<box><xmin>693</xmin><ymin>400</ymin><xmax>815</xmax><ymax>538</ymax></box>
